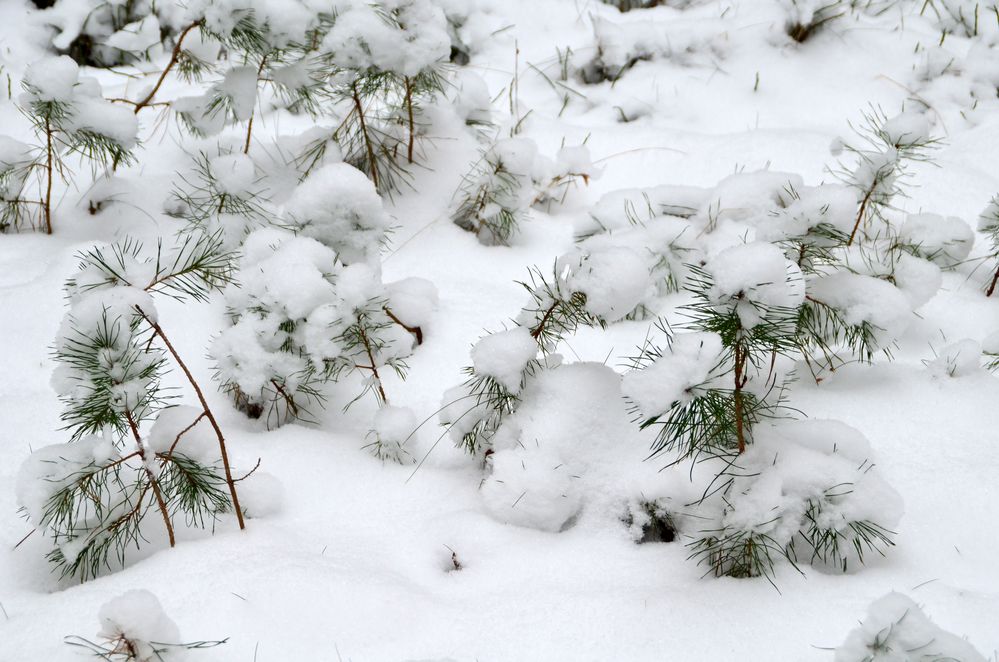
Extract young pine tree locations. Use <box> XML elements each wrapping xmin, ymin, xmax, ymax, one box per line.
<box><xmin>17</xmin><ymin>233</ymin><xmax>247</xmax><ymax>579</ymax></box>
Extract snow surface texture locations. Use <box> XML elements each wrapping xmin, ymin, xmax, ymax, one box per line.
<box><xmin>0</xmin><ymin>0</ymin><xmax>998</xmax><ymax>660</ymax></box>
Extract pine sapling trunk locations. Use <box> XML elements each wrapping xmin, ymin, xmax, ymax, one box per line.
<box><xmin>358</xmin><ymin>325</ymin><xmax>388</xmax><ymax>404</ymax></box>
<box><xmin>43</xmin><ymin>115</ymin><xmax>53</xmax><ymax>235</ymax></box>
<box><xmin>351</xmin><ymin>83</ymin><xmax>379</xmax><ymax>188</ymax></box>
<box><xmin>733</xmin><ymin>339</ymin><xmax>747</xmax><ymax>455</ymax></box>
<box><xmin>137</xmin><ymin>308</ymin><xmax>246</xmax><ymax>530</ymax></box>
<box><xmin>404</xmin><ymin>77</ymin><xmax>415</xmax><ymax>164</ymax></box>
<box><xmin>125</xmin><ymin>411</ymin><xmax>176</xmax><ymax>547</ymax></box>
<box><xmin>243</xmin><ymin>55</ymin><xmax>268</xmax><ymax>156</ymax></box>
<box><xmin>132</xmin><ymin>21</ymin><xmax>201</xmax><ymax>115</ymax></box>
<box><xmin>530</xmin><ymin>299</ymin><xmax>559</xmax><ymax>341</ymax></box>
<box><xmin>987</xmin><ymin>264</ymin><xmax>999</xmax><ymax>297</ymax></box>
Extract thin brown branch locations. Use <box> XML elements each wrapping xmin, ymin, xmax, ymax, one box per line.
<box><xmin>125</xmin><ymin>411</ymin><xmax>175</xmax><ymax>547</ymax></box>
<box><xmin>136</xmin><ymin>306</ymin><xmax>246</xmax><ymax>530</ymax></box>
<box><xmin>358</xmin><ymin>325</ymin><xmax>388</xmax><ymax>404</ymax></box>
<box><xmin>383</xmin><ymin>306</ymin><xmax>423</xmax><ymax>345</ymax></box>
<box><xmin>132</xmin><ymin>21</ymin><xmax>201</xmax><ymax>115</ymax></box>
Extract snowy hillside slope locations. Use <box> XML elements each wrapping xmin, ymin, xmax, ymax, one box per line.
<box><xmin>0</xmin><ymin>0</ymin><xmax>997</xmax><ymax>659</ymax></box>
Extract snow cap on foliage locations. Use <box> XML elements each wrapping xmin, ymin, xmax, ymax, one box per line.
<box><xmin>564</xmin><ymin>246</ymin><xmax>653</xmax><ymax>322</ymax></box>
<box><xmin>97</xmin><ymin>590</ymin><xmax>182</xmax><ymax>661</ymax></box>
<box><xmin>622</xmin><ymin>332</ymin><xmax>723</xmax><ymax>419</ymax></box>
<box><xmin>22</xmin><ymin>55</ymin><xmax>79</xmax><ymax>102</ymax></box>
<box><xmin>480</xmin><ymin>362</ymin><xmax>650</xmax><ymax>532</ymax></box>
<box><xmin>283</xmin><ymin>162</ymin><xmax>390</xmax><ymax>265</ymax></box>
<box><xmin>718</xmin><ymin>420</ymin><xmax>903</xmax><ymax>563</ymax></box>
<box><xmin>898</xmin><ymin>213</ymin><xmax>974</xmax><ymax>267</ymax></box>
<box><xmin>16</xmin><ymin>436</ymin><xmax>117</xmax><ymax>525</ymax></box>
<box><xmin>808</xmin><ymin>272</ymin><xmax>911</xmax><ymax>347</ymax></box>
<box><xmin>321</xmin><ymin>0</ymin><xmax>449</xmax><ymax>77</ymax></box>
<box><xmin>385</xmin><ymin>277</ymin><xmax>438</xmax><ymax>329</ymax></box>
<box><xmin>834</xmin><ymin>592</ymin><xmax>987</xmax><ymax>662</ymax></box>
<box><xmin>471</xmin><ymin>327</ymin><xmax>538</xmax><ymax>393</ymax></box>
<box><xmin>705</xmin><ymin>242</ymin><xmax>804</xmax><ymax>327</ymax></box>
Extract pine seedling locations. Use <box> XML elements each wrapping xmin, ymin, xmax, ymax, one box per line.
<box><xmin>656</xmin><ymin>260</ymin><xmax>799</xmax><ymax>458</ymax></box>
<box><xmin>832</xmin><ymin>108</ymin><xmax>938</xmax><ymax>246</ymax></box>
<box><xmin>441</xmin><ymin>264</ymin><xmax>602</xmax><ymax>455</ymax></box>
<box><xmin>60</xmin><ymin>233</ymin><xmax>247</xmax><ymax>530</ymax></box>
<box><xmin>0</xmin><ymin>57</ymin><xmax>137</xmax><ymax>234</ymax></box>
<box><xmin>24</xmin><ymin>232</ymin><xmax>248</xmax><ymax>579</ymax></box>
<box><xmin>314</xmin><ymin>0</ymin><xmax>451</xmax><ymax>192</ymax></box>
<box><xmin>452</xmin><ymin>139</ymin><xmax>537</xmax><ymax>245</ymax></box>
<box><xmin>65</xmin><ymin>589</ymin><xmax>227</xmax><ymax>659</ymax></box>
<box><xmin>168</xmin><ymin>150</ymin><xmax>273</xmax><ymax>246</ymax></box>
<box><xmin>212</xmin><ymin>231</ymin><xmax>420</xmax><ymax>430</ymax></box>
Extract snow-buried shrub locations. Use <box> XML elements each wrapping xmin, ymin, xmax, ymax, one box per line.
<box><xmin>689</xmin><ymin>420</ymin><xmax>903</xmax><ymax>580</ymax></box>
<box><xmin>65</xmin><ymin>589</ymin><xmax>226</xmax><ymax>659</ymax></box>
<box><xmin>834</xmin><ymin>592</ymin><xmax>987</xmax><ymax>662</ymax></box>
<box><xmin>211</xmin><ymin>228</ymin><xmax>434</xmax><ymax>433</ymax></box>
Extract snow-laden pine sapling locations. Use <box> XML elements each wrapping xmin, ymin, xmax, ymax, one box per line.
<box><xmin>832</xmin><ymin>108</ymin><xmax>938</xmax><ymax>246</ymax></box>
<box><xmin>440</xmin><ymin>264</ymin><xmax>602</xmax><ymax>456</ymax></box>
<box><xmin>0</xmin><ymin>56</ymin><xmax>137</xmax><ymax>233</ymax></box>
<box><xmin>978</xmin><ymin>195</ymin><xmax>999</xmax><ymax>295</ymax></box>
<box><xmin>452</xmin><ymin>137</ymin><xmax>537</xmax><ymax>245</ymax></box>
<box><xmin>627</xmin><ymin>242</ymin><xmax>802</xmax><ymax>461</ymax></box>
<box><xmin>312</xmin><ymin>0</ymin><xmax>450</xmax><ymax>191</ymax></box>
<box><xmin>211</xmin><ymin>228</ymin><xmax>429</xmax><ymax>432</ymax></box>
<box><xmin>175</xmin><ymin>3</ymin><xmax>329</xmax><ymax>154</ymax></box>
<box><xmin>65</xmin><ymin>590</ymin><xmax>227</xmax><ymax>660</ymax></box>
<box><xmin>168</xmin><ymin>150</ymin><xmax>273</xmax><ymax>248</ymax></box>
<box><xmin>16</xmin><ymin>233</ymin><xmax>247</xmax><ymax>579</ymax></box>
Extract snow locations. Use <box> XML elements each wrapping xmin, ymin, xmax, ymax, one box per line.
<box><xmin>834</xmin><ymin>592</ymin><xmax>987</xmax><ymax>662</ymax></box>
<box><xmin>321</xmin><ymin>0</ymin><xmax>449</xmax><ymax>77</ymax></box>
<box><xmin>621</xmin><ymin>332</ymin><xmax>724</xmax><ymax>419</ymax></box>
<box><xmin>564</xmin><ymin>246</ymin><xmax>653</xmax><ymax>322</ymax></box>
<box><xmin>209</xmin><ymin>153</ymin><xmax>257</xmax><ymax>196</ymax></box>
<box><xmin>808</xmin><ymin>272</ymin><xmax>913</xmax><ymax>346</ymax></box>
<box><xmin>96</xmin><ymin>590</ymin><xmax>182</xmax><ymax>661</ymax></box>
<box><xmin>1</xmin><ymin>0</ymin><xmax>999</xmax><ymax>659</ymax></box>
<box><xmin>283</xmin><ymin>162</ymin><xmax>391</xmax><ymax>265</ymax></box>
<box><xmin>706</xmin><ymin>241</ymin><xmax>805</xmax><ymax>327</ymax></box>
<box><xmin>899</xmin><ymin>212</ymin><xmax>976</xmax><ymax>267</ymax></box>
<box><xmin>22</xmin><ymin>55</ymin><xmax>79</xmax><ymax>102</ymax></box>
<box><xmin>469</xmin><ymin>327</ymin><xmax>538</xmax><ymax>393</ymax></box>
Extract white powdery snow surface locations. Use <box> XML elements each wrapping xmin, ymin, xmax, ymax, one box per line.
<box><xmin>0</xmin><ymin>0</ymin><xmax>998</xmax><ymax>660</ymax></box>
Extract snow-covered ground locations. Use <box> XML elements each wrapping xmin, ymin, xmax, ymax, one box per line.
<box><xmin>0</xmin><ymin>0</ymin><xmax>997</xmax><ymax>659</ymax></box>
